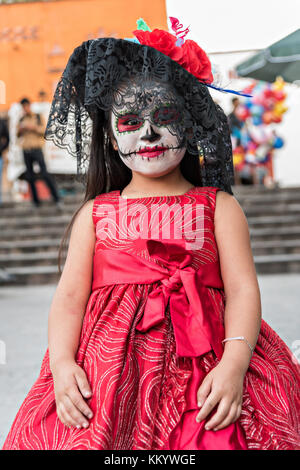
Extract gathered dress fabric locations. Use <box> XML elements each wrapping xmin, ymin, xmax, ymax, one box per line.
<box><xmin>3</xmin><ymin>186</ymin><xmax>300</xmax><ymax>450</ymax></box>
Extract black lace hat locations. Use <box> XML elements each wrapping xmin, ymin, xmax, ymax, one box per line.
<box><xmin>44</xmin><ymin>19</ymin><xmax>238</xmax><ymax>194</ymax></box>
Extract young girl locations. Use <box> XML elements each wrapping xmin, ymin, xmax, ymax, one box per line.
<box><xmin>3</xmin><ymin>19</ymin><xmax>300</xmax><ymax>450</ymax></box>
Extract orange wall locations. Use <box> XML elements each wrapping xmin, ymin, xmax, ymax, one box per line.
<box><xmin>0</xmin><ymin>0</ymin><xmax>167</xmax><ymax>111</ymax></box>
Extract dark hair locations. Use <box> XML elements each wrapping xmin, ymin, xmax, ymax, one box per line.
<box><xmin>57</xmin><ymin>110</ymin><xmax>203</xmax><ymax>274</ymax></box>
<box><xmin>20</xmin><ymin>98</ymin><xmax>30</xmax><ymax>106</ymax></box>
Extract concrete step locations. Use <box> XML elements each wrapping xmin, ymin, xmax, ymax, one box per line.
<box><xmin>243</xmin><ymin>203</ymin><xmax>300</xmax><ymax>217</ymax></box>
<box><xmin>0</xmin><ymin>251</ymin><xmax>65</xmax><ymax>268</ymax></box>
<box><xmin>233</xmin><ymin>185</ymin><xmax>300</xmax><ymax>196</ymax></box>
<box><xmin>0</xmin><ymin>265</ymin><xmax>61</xmax><ymax>285</ymax></box>
<box><xmin>0</xmin><ymin>215</ymin><xmax>71</xmax><ymax>230</ymax></box>
<box><xmin>0</xmin><ymin>194</ymin><xmax>83</xmax><ymax>209</ymax></box>
<box><xmin>0</xmin><ymin>204</ymin><xmax>79</xmax><ymax>218</ymax></box>
<box><xmin>0</xmin><ymin>227</ymin><xmax>66</xmax><ymax>241</ymax></box>
<box><xmin>247</xmin><ymin>215</ymin><xmax>300</xmax><ymax>228</ymax></box>
<box><xmin>0</xmin><ymin>239</ymin><xmax>62</xmax><ymax>254</ymax></box>
<box><xmin>249</xmin><ymin>226</ymin><xmax>300</xmax><ymax>241</ymax></box>
<box><xmin>236</xmin><ymin>194</ymin><xmax>300</xmax><ymax>205</ymax></box>
<box><xmin>254</xmin><ymin>253</ymin><xmax>300</xmax><ymax>274</ymax></box>
<box><xmin>0</xmin><ymin>197</ymin><xmax>84</xmax><ymax>216</ymax></box>
<box><xmin>251</xmin><ymin>239</ymin><xmax>300</xmax><ymax>255</ymax></box>
<box><xmin>234</xmin><ymin>191</ymin><xmax>300</xmax><ymax>205</ymax></box>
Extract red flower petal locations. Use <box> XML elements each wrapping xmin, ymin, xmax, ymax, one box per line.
<box><xmin>132</xmin><ymin>29</ymin><xmax>213</xmax><ymax>84</ymax></box>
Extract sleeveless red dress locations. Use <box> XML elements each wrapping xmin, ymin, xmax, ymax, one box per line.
<box><xmin>3</xmin><ymin>186</ymin><xmax>300</xmax><ymax>450</ymax></box>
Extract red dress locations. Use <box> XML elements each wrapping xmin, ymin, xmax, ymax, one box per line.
<box><xmin>3</xmin><ymin>186</ymin><xmax>300</xmax><ymax>450</ymax></box>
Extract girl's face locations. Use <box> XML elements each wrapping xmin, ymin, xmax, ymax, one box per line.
<box><xmin>110</xmin><ymin>79</ymin><xmax>187</xmax><ymax>177</ymax></box>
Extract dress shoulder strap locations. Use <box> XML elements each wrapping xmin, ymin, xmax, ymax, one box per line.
<box><xmin>192</xmin><ymin>186</ymin><xmax>223</xmax><ymax>212</ymax></box>
<box><xmin>202</xmin><ymin>186</ymin><xmax>223</xmax><ymax>212</ymax></box>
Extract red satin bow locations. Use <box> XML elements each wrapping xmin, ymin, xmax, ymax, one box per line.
<box><xmin>92</xmin><ymin>240</ymin><xmax>225</xmax><ymax>360</ymax></box>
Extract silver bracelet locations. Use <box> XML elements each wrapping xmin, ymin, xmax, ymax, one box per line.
<box><xmin>222</xmin><ymin>336</ymin><xmax>254</xmax><ymax>356</ymax></box>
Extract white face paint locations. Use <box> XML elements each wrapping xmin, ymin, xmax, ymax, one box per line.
<box><xmin>110</xmin><ymin>80</ymin><xmax>187</xmax><ymax>177</ymax></box>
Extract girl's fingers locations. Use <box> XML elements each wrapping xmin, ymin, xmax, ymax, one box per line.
<box><xmin>75</xmin><ymin>370</ymin><xmax>92</xmax><ymax>400</ymax></box>
<box><xmin>196</xmin><ymin>392</ymin><xmax>219</xmax><ymax>423</ymax></box>
<box><xmin>58</xmin><ymin>402</ymin><xmax>79</xmax><ymax>429</ymax></box>
<box><xmin>204</xmin><ymin>398</ymin><xmax>231</xmax><ymax>430</ymax></box>
<box><xmin>67</xmin><ymin>388</ymin><xmax>93</xmax><ymax>420</ymax></box>
<box><xmin>63</xmin><ymin>395</ymin><xmax>89</xmax><ymax>428</ymax></box>
<box><xmin>196</xmin><ymin>376</ymin><xmax>212</xmax><ymax>408</ymax></box>
<box><xmin>212</xmin><ymin>404</ymin><xmax>239</xmax><ymax>431</ymax></box>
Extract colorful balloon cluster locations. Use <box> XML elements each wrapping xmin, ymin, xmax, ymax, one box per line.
<box><xmin>231</xmin><ymin>77</ymin><xmax>287</xmax><ymax>176</ymax></box>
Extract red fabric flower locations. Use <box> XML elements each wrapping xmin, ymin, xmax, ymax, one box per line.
<box><xmin>133</xmin><ymin>29</ymin><xmax>184</xmax><ymax>62</ymax></box>
<box><xmin>181</xmin><ymin>40</ymin><xmax>213</xmax><ymax>84</ymax></box>
<box><xmin>133</xmin><ymin>29</ymin><xmax>213</xmax><ymax>84</ymax></box>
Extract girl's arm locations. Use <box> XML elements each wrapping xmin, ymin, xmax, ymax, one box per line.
<box><xmin>48</xmin><ymin>199</ymin><xmax>95</xmax><ymax>367</ymax></box>
<box><xmin>196</xmin><ymin>190</ymin><xmax>262</xmax><ymax>431</ymax></box>
<box><xmin>48</xmin><ymin>199</ymin><xmax>96</xmax><ymax>429</ymax></box>
<box><xmin>215</xmin><ymin>190</ymin><xmax>262</xmax><ymax>370</ymax></box>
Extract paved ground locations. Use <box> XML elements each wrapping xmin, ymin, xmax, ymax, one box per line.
<box><xmin>0</xmin><ymin>275</ymin><xmax>300</xmax><ymax>448</ymax></box>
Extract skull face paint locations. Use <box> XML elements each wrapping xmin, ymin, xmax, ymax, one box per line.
<box><xmin>110</xmin><ymin>79</ymin><xmax>188</xmax><ymax>177</ymax></box>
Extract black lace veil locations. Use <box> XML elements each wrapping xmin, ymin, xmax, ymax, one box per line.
<box><xmin>44</xmin><ymin>38</ymin><xmax>234</xmax><ymax>194</ymax></box>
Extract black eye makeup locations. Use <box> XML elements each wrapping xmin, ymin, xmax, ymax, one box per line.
<box><xmin>151</xmin><ymin>105</ymin><xmax>181</xmax><ymax>127</ymax></box>
<box><xmin>116</xmin><ymin>114</ymin><xmax>144</xmax><ymax>134</ymax></box>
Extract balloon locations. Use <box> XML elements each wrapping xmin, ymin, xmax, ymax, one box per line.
<box><xmin>263</xmin><ymin>88</ymin><xmax>274</xmax><ymax>99</ymax></box>
<box><xmin>273</xmin><ymin>136</ymin><xmax>284</xmax><ymax>148</ymax></box>
<box><xmin>272</xmin><ymin>114</ymin><xmax>282</xmax><ymax>123</ymax></box>
<box><xmin>251</xmin><ymin>104</ymin><xmax>265</xmax><ymax>116</ymax></box>
<box><xmin>248</xmin><ymin>141</ymin><xmax>257</xmax><ymax>152</ymax></box>
<box><xmin>236</xmin><ymin>106</ymin><xmax>250</xmax><ymax>121</ymax></box>
<box><xmin>273</xmin><ymin>102</ymin><xmax>288</xmax><ymax>116</ymax></box>
<box><xmin>253</xmin><ymin>81</ymin><xmax>265</xmax><ymax>94</ymax></box>
<box><xmin>249</xmin><ymin>125</ymin><xmax>272</xmax><ymax>144</ymax></box>
<box><xmin>233</xmin><ymin>153</ymin><xmax>244</xmax><ymax>166</ymax></box>
<box><xmin>262</xmin><ymin>111</ymin><xmax>273</xmax><ymax>124</ymax></box>
<box><xmin>252</xmin><ymin>115</ymin><xmax>263</xmax><ymax>125</ymax></box>
<box><xmin>273</xmin><ymin>76</ymin><xmax>285</xmax><ymax>91</ymax></box>
<box><xmin>244</xmin><ymin>99</ymin><xmax>253</xmax><ymax>109</ymax></box>
<box><xmin>264</xmin><ymin>98</ymin><xmax>275</xmax><ymax>110</ymax></box>
<box><xmin>273</xmin><ymin>90</ymin><xmax>286</xmax><ymax>101</ymax></box>
<box><xmin>233</xmin><ymin>145</ymin><xmax>244</xmax><ymax>155</ymax></box>
<box><xmin>252</xmin><ymin>95</ymin><xmax>265</xmax><ymax>105</ymax></box>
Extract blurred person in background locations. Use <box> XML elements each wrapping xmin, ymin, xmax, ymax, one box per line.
<box><xmin>0</xmin><ymin>117</ymin><xmax>9</xmax><ymax>205</ymax></box>
<box><xmin>17</xmin><ymin>97</ymin><xmax>62</xmax><ymax>209</ymax></box>
<box><xmin>228</xmin><ymin>98</ymin><xmax>243</xmax><ymax>146</ymax></box>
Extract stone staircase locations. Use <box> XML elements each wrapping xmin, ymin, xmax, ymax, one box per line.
<box><xmin>234</xmin><ymin>185</ymin><xmax>300</xmax><ymax>273</ymax></box>
<box><xmin>0</xmin><ymin>184</ymin><xmax>300</xmax><ymax>285</ymax></box>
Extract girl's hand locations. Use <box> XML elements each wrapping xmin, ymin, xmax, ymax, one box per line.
<box><xmin>195</xmin><ymin>361</ymin><xmax>244</xmax><ymax>431</ymax></box>
<box><xmin>51</xmin><ymin>359</ymin><xmax>93</xmax><ymax>429</ymax></box>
